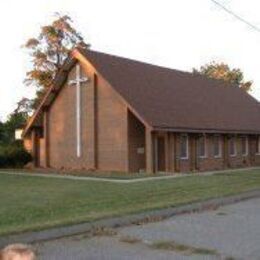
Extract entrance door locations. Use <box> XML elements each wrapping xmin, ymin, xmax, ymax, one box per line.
<box><xmin>157</xmin><ymin>137</ymin><xmax>166</xmax><ymax>172</ymax></box>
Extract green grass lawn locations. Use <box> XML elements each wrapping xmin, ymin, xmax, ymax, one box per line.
<box><xmin>0</xmin><ymin>169</ymin><xmax>260</xmax><ymax>236</ymax></box>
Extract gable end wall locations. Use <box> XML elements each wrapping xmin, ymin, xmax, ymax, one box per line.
<box><xmin>47</xmin><ymin>62</ymin><xmax>129</xmax><ymax>171</ymax></box>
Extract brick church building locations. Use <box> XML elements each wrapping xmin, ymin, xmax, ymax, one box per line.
<box><xmin>22</xmin><ymin>47</ymin><xmax>260</xmax><ymax>173</ymax></box>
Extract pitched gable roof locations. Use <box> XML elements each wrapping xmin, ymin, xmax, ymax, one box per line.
<box><xmin>80</xmin><ymin>49</ymin><xmax>260</xmax><ymax>133</ymax></box>
<box><xmin>23</xmin><ymin>48</ymin><xmax>260</xmax><ymax>136</ymax></box>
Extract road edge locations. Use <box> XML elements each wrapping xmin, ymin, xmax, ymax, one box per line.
<box><xmin>0</xmin><ymin>189</ymin><xmax>260</xmax><ymax>247</ymax></box>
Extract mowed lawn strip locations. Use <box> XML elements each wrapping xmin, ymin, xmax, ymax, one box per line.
<box><xmin>0</xmin><ymin>169</ymin><xmax>260</xmax><ymax>236</ymax></box>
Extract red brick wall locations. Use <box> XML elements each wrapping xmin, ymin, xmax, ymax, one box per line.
<box><xmin>174</xmin><ymin>134</ymin><xmax>191</xmax><ymax>172</ymax></box>
<box><xmin>48</xmin><ymin>65</ymin><xmax>84</xmax><ymax>169</ymax></box>
<box><xmin>128</xmin><ymin>111</ymin><xmax>145</xmax><ymax>172</ymax></box>
<box><xmin>249</xmin><ymin>136</ymin><xmax>260</xmax><ymax>166</ymax></box>
<box><xmin>227</xmin><ymin>136</ymin><xmax>250</xmax><ymax>168</ymax></box>
<box><xmin>95</xmin><ymin>73</ymin><xmax>128</xmax><ymax>172</ymax></box>
<box><xmin>163</xmin><ymin>133</ymin><xmax>260</xmax><ymax>173</ymax></box>
<box><xmin>196</xmin><ymin>135</ymin><xmax>224</xmax><ymax>171</ymax></box>
<box><xmin>48</xmin><ymin>62</ymin><xmax>129</xmax><ymax>171</ymax></box>
<box><xmin>39</xmin><ymin>138</ymin><xmax>45</xmax><ymax>167</ymax></box>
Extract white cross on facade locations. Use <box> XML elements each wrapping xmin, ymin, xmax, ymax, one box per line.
<box><xmin>69</xmin><ymin>64</ymin><xmax>89</xmax><ymax>157</ymax></box>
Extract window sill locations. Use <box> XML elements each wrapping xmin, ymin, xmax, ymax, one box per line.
<box><xmin>214</xmin><ymin>155</ymin><xmax>222</xmax><ymax>159</ymax></box>
<box><xmin>180</xmin><ymin>157</ymin><xmax>189</xmax><ymax>160</ymax></box>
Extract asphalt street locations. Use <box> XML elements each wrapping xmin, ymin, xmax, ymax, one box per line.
<box><xmin>35</xmin><ymin>198</ymin><xmax>260</xmax><ymax>260</ymax></box>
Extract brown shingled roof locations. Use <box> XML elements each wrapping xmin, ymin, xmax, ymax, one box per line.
<box><xmin>24</xmin><ymin>48</ymin><xmax>260</xmax><ymax>136</ymax></box>
<box><xmin>78</xmin><ymin>49</ymin><xmax>260</xmax><ymax>134</ymax></box>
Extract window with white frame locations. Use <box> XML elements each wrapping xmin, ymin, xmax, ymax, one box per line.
<box><xmin>180</xmin><ymin>134</ymin><xmax>189</xmax><ymax>159</ymax></box>
<box><xmin>229</xmin><ymin>136</ymin><xmax>237</xmax><ymax>156</ymax></box>
<box><xmin>213</xmin><ymin>135</ymin><xmax>221</xmax><ymax>158</ymax></box>
<box><xmin>197</xmin><ymin>135</ymin><xmax>207</xmax><ymax>158</ymax></box>
<box><xmin>256</xmin><ymin>136</ymin><xmax>260</xmax><ymax>154</ymax></box>
<box><xmin>241</xmin><ymin>136</ymin><xmax>248</xmax><ymax>156</ymax></box>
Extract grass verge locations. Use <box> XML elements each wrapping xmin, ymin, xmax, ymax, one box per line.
<box><xmin>0</xmin><ymin>169</ymin><xmax>260</xmax><ymax>236</ymax></box>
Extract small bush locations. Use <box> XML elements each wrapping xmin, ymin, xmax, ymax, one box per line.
<box><xmin>0</xmin><ymin>144</ymin><xmax>32</xmax><ymax>168</ymax></box>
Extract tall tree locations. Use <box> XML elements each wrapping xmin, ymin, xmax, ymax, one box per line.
<box><xmin>193</xmin><ymin>62</ymin><xmax>252</xmax><ymax>92</ymax></box>
<box><xmin>24</xmin><ymin>13</ymin><xmax>89</xmax><ymax>108</ymax></box>
<box><xmin>4</xmin><ymin>112</ymin><xmax>27</xmax><ymax>144</ymax></box>
<box><xmin>0</xmin><ymin>100</ymin><xmax>31</xmax><ymax>145</ymax></box>
<box><xmin>0</xmin><ymin>120</ymin><xmax>5</xmax><ymax>145</ymax></box>
<box><xmin>14</xmin><ymin>97</ymin><xmax>34</xmax><ymax>116</ymax></box>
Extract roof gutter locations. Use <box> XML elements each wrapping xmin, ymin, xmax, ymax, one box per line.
<box><xmin>153</xmin><ymin>126</ymin><xmax>260</xmax><ymax>135</ymax></box>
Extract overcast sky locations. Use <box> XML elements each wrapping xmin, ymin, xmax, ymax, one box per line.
<box><xmin>1</xmin><ymin>0</ymin><xmax>260</xmax><ymax>121</ymax></box>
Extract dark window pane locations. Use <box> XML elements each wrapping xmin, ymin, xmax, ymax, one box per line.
<box><xmin>198</xmin><ymin>136</ymin><xmax>206</xmax><ymax>157</ymax></box>
<box><xmin>229</xmin><ymin>137</ymin><xmax>236</xmax><ymax>156</ymax></box>
<box><xmin>180</xmin><ymin>135</ymin><xmax>188</xmax><ymax>158</ymax></box>
<box><xmin>256</xmin><ymin>137</ymin><xmax>260</xmax><ymax>154</ymax></box>
<box><xmin>213</xmin><ymin>136</ymin><xmax>221</xmax><ymax>157</ymax></box>
<box><xmin>241</xmin><ymin>136</ymin><xmax>247</xmax><ymax>155</ymax></box>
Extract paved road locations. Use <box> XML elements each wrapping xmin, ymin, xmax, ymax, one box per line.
<box><xmin>35</xmin><ymin>198</ymin><xmax>260</xmax><ymax>260</ymax></box>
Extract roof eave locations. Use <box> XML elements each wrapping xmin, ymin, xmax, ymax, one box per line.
<box><xmin>22</xmin><ymin>57</ymin><xmax>77</xmax><ymax>138</ymax></box>
<box><xmin>153</xmin><ymin>126</ymin><xmax>260</xmax><ymax>135</ymax></box>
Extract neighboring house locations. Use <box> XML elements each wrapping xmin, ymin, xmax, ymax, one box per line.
<box><xmin>22</xmin><ymin>48</ymin><xmax>260</xmax><ymax>173</ymax></box>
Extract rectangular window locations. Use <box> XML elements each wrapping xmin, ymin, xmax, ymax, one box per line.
<box><xmin>241</xmin><ymin>136</ymin><xmax>248</xmax><ymax>156</ymax></box>
<box><xmin>229</xmin><ymin>137</ymin><xmax>237</xmax><ymax>157</ymax></box>
<box><xmin>180</xmin><ymin>134</ymin><xmax>189</xmax><ymax>159</ymax></box>
<box><xmin>213</xmin><ymin>135</ymin><xmax>221</xmax><ymax>158</ymax></box>
<box><xmin>256</xmin><ymin>136</ymin><xmax>260</xmax><ymax>154</ymax></box>
<box><xmin>198</xmin><ymin>136</ymin><xmax>207</xmax><ymax>158</ymax></box>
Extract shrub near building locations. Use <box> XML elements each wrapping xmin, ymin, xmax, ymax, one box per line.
<box><xmin>0</xmin><ymin>143</ymin><xmax>32</xmax><ymax>168</ymax></box>
<box><xmin>0</xmin><ymin>102</ymin><xmax>32</xmax><ymax>168</ymax></box>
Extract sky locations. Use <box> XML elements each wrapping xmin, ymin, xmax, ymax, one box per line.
<box><xmin>1</xmin><ymin>0</ymin><xmax>260</xmax><ymax>121</ymax></box>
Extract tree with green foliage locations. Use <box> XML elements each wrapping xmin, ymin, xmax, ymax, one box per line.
<box><xmin>0</xmin><ymin>99</ymin><xmax>30</xmax><ymax>146</ymax></box>
<box><xmin>193</xmin><ymin>62</ymin><xmax>252</xmax><ymax>92</ymax></box>
<box><xmin>24</xmin><ymin>13</ymin><xmax>89</xmax><ymax>109</ymax></box>
<box><xmin>4</xmin><ymin>112</ymin><xmax>28</xmax><ymax>145</ymax></box>
<box><xmin>0</xmin><ymin>103</ymin><xmax>32</xmax><ymax>168</ymax></box>
<box><xmin>14</xmin><ymin>97</ymin><xmax>34</xmax><ymax>116</ymax></box>
<box><xmin>0</xmin><ymin>121</ymin><xmax>6</xmax><ymax>145</ymax></box>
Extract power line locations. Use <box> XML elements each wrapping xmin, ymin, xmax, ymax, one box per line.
<box><xmin>210</xmin><ymin>0</ymin><xmax>260</xmax><ymax>33</ymax></box>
